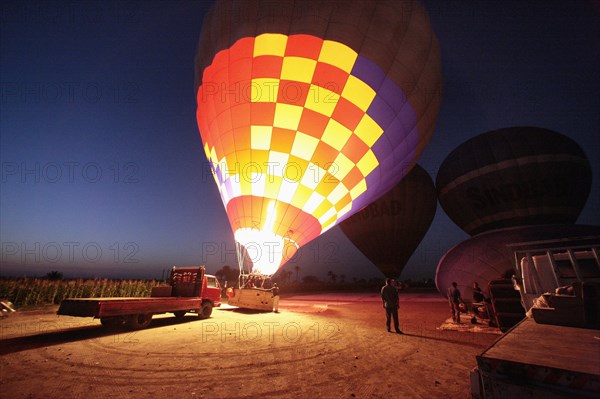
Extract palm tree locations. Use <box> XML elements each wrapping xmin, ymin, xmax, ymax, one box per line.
<box><xmin>294</xmin><ymin>265</ymin><xmax>301</xmax><ymax>282</ymax></box>
<box><xmin>215</xmin><ymin>265</ymin><xmax>231</xmax><ymax>282</ymax></box>
<box><xmin>45</xmin><ymin>271</ymin><xmax>63</xmax><ymax>280</ymax></box>
<box><xmin>216</xmin><ymin>265</ymin><xmax>239</xmax><ymax>286</ymax></box>
<box><xmin>327</xmin><ymin>270</ymin><xmax>337</xmax><ymax>283</ymax></box>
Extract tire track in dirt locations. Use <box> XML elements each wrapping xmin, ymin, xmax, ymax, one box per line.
<box><xmin>17</xmin><ymin>311</ymin><xmax>350</xmax><ymax>391</ymax></box>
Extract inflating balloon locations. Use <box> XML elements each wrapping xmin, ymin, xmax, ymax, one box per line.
<box><xmin>340</xmin><ymin>165</ymin><xmax>436</xmax><ymax>278</ymax></box>
<box><xmin>195</xmin><ymin>0</ymin><xmax>442</xmax><ymax>274</ymax></box>
<box><xmin>436</xmin><ymin>127</ymin><xmax>592</xmax><ymax>236</ymax></box>
<box><xmin>435</xmin><ymin>224</ymin><xmax>600</xmax><ymax>301</ymax></box>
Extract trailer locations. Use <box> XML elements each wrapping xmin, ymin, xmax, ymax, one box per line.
<box><xmin>57</xmin><ymin>266</ymin><xmax>221</xmax><ymax>329</ymax></box>
<box><xmin>471</xmin><ymin>236</ymin><xmax>600</xmax><ymax>398</ymax></box>
<box><xmin>473</xmin><ymin>317</ymin><xmax>600</xmax><ymax>398</ymax></box>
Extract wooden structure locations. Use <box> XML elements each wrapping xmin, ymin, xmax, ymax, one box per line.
<box><xmin>487</xmin><ymin>279</ymin><xmax>525</xmax><ymax>332</ymax></box>
<box><xmin>509</xmin><ymin>236</ymin><xmax>600</xmax><ymax>329</ymax></box>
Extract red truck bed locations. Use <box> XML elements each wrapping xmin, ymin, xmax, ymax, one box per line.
<box><xmin>57</xmin><ymin>297</ymin><xmax>203</xmax><ymax>318</ymax></box>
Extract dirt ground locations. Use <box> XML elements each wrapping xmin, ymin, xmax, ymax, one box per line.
<box><xmin>0</xmin><ymin>293</ymin><xmax>499</xmax><ymax>399</ymax></box>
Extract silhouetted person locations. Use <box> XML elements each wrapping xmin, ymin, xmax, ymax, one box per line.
<box><xmin>447</xmin><ymin>282</ymin><xmax>464</xmax><ymax>324</ymax></box>
<box><xmin>271</xmin><ymin>283</ymin><xmax>280</xmax><ymax>313</ymax></box>
<box><xmin>381</xmin><ymin>278</ymin><xmax>401</xmax><ymax>333</ymax></box>
<box><xmin>472</xmin><ymin>282</ymin><xmax>486</xmax><ymax>303</ymax></box>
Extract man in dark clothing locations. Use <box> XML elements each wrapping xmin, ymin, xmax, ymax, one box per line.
<box><xmin>381</xmin><ymin>278</ymin><xmax>401</xmax><ymax>334</ymax></box>
<box><xmin>472</xmin><ymin>282</ymin><xmax>486</xmax><ymax>303</ymax></box>
<box><xmin>271</xmin><ymin>283</ymin><xmax>280</xmax><ymax>313</ymax></box>
<box><xmin>447</xmin><ymin>282</ymin><xmax>463</xmax><ymax>323</ymax></box>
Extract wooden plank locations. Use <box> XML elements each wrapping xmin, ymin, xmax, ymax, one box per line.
<box><xmin>62</xmin><ymin>297</ymin><xmax>146</xmax><ymax>301</ymax></box>
<box><xmin>57</xmin><ymin>299</ymin><xmax>99</xmax><ymax>317</ymax></box>
<box><xmin>481</xmin><ymin>318</ymin><xmax>600</xmax><ymax>376</ymax></box>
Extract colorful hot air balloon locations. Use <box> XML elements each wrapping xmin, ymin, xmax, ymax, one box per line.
<box><xmin>195</xmin><ymin>0</ymin><xmax>442</xmax><ymax>275</ymax></box>
<box><xmin>436</xmin><ymin>127</ymin><xmax>592</xmax><ymax>236</ymax></box>
<box><xmin>339</xmin><ymin>164</ymin><xmax>437</xmax><ymax>278</ymax></box>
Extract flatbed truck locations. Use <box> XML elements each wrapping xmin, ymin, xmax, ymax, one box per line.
<box><xmin>57</xmin><ymin>266</ymin><xmax>221</xmax><ymax>329</ymax></box>
<box><xmin>474</xmin><ymin>317</ymin><xmax>599</xmax><ymax>398</ymax></box>
<box><xmin>471</xmin><ymin>236</ymin><xmax>600</xmax><ymax>398</ymax></box>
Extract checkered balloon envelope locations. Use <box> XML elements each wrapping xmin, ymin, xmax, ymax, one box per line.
<box><xmin>195</xmin><ymin>0</ymin><xmax>442</xmax><ymax>275</ymax></box>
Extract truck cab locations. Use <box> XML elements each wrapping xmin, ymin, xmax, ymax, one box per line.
<box><xmin>203</xmin><ymin>274</ymin><xmax>222</xmax><ymax>307</ymax></box>
<box><xmin>153</xmin><ymin>266</ymin><xmax>222</xmax><ymax>317</ymax></box>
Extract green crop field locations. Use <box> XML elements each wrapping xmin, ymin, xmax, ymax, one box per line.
<box><xmin>0</xmin><ymin>278</ymin><xmax>160</xmax><ymax>308</ymax></box>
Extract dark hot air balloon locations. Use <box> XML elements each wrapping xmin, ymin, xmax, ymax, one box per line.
<box><xmin>436</xmin><ymin>127</ymin><xmax>592</xmax><ymax>236</ymax></box>
<box><xmin>195</xmin><ymin>0</ymin><xmax>442</xmax><ymax>275</ymax></box>
<box><xmin>340</xmin><ymin>164</ymin><xmax>437</xmax><ymax>278</ymax></box>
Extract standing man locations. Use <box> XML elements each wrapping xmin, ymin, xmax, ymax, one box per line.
<box><xmin>447</xmin><ymin>282</ymin><xmax>464</xmax><ymax>324</ymax></box>
<box><xmin>271</xmin><ymin>283</ymin><xmax>280</xmax><ymax>313</ymax></box>
<box><xmin>381</xmin><ymin>278</ymin><xmax>402</xmax><ymax>334</ymax></box>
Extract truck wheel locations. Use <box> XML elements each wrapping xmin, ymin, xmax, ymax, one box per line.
<box><xmin>126</xmin><ymin>313</ymin><xmax>153</xmax><ymax>329</ymax></box>
<box><xmin>198</xmin><ymin>303</ymin><xmax>213</xmax><ymax>319</ymax></box>
<box><xmin>100</xmin><ymin>317</ymin><xmax>126</xmax><ymax>329</ymax></box>
<box><xmin>173</xmin><ymin>311</ymin><xmax>187</xmax><ymax>319</ymax></box>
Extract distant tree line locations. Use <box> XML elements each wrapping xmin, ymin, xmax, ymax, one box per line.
<box><xmin>213</xmin><ymin>264</ymin><xmax>435</xmax><ymax>291</ymax></box>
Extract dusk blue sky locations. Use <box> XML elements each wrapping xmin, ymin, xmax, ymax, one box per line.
<box><xmin>1</xmin><ymin>1</ymin><xmax>599</xmax><ymax>280</ymax></box>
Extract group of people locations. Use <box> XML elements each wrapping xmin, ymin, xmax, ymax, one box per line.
<box><xmin>380</xmin><ymin>278</ymin><xmax>491</xmax><ymax>332</ymax></box>
<box><xmin>244</xmin><ymin>275</ymin><xmax>267</xmax><ymax>289</ymax></box>
<box><xmin>447</xmin><ymin>281</ymin><xmax>490</xmax><ymax>324</ymax></box>
<box><xmin>237</xmin><ymin>274</ymin><xmax>492</xmax><ymax>326</ymax></box>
